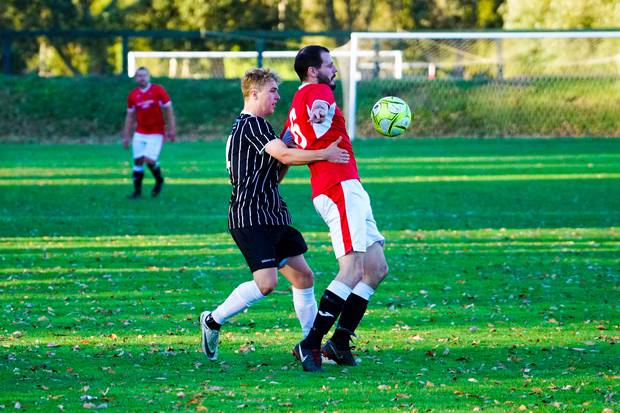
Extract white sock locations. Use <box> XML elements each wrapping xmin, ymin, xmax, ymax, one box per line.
<box><xmin>292</xmin><ymin>286</ymin><xmax>317</xmax><ymax>338</ymax></box>
<box><xmin>211</xmin><ymin>281</ymin><xmax>264</xmax><ymax>325</ymax></box>
<box><xmin>327</xmin><ymin>280</ymin><xmax>352</xmax><ymax>301</ymax></box>
<box><xmin>352</xmin><ymin>281</ymin><xmax>375</xmax><ymax>301</ymax></box>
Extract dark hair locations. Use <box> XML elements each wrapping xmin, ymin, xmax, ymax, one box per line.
<box><xmin>294</xmin><ymin>45</ymin><xmax>330</xmax><ymax>81</ymax></box>
<box><xmin>135</xmin><ymin>66</ymin><xmax>149</xmax><ymax>74</ymax></box>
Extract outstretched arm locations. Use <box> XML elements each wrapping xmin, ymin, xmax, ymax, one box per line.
<box><xmin>264</xmin><ymin>137</ymin><xmax>349</xmax><ymax>166</ymax></box>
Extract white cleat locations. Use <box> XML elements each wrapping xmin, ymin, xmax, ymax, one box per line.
<box><xmin>200</xmin><ymin>311</ymin><xmax>219</xmax><ymax>361</ymax></box>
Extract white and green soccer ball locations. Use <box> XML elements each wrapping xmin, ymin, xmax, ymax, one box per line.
<box><xmin>370</xmin><ymin>96</ymin><xmax>412</xmax><ymax>137</ymax></box>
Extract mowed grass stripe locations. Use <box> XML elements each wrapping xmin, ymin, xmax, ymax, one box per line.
<box><xmin>1</xmin><ymin>139</ymin><xmax>619</xmax><ymax>412</ymax></box>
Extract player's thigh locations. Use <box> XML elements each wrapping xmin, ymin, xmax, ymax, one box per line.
<box><xmin>279</xmin><ymin>255</ymin><xmax>313</xmax><ymax>289</ymax></box>
<box><xmin>143</xmin><ymin>134</ymin><xmax>163</xmax><ymax>161</ymax></box>
<box><xmin>313</xmin><ymin>181</ymin><xmax>368</xmax><ymax>259</ymax></box>
<box><xmin>275</xmin><ymin>226</ymin><xmax>308</xmax><ymax>264</ymax></box>
<box><xmin>132</xmin><ymin>133</ymin><xmax>148</xmax><ymax>159</ymax></box>
<box><xmin>229</xmin><ymin>226</ymin><xmax>279</xmax><ymax>273</ymax></box>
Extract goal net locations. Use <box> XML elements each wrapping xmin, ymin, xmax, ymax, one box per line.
<box><xmin>343</xmin><ymin>31</ymin><xmax>620</xmax><ymax>139</ymax></box>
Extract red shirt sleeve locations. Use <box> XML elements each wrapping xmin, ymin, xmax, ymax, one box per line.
<box><xmin>307</xmin><ymin>84</ymin><xmax>335</xmax><ymax>107</ymax></box>
<box><xmin>157</xmin><ymin>85</ymin><xmax>171</xmax><ymax>106</ymax></box>
<box><xmin>127</xmin><ymin>91</ymin><xmax>135</xmax><ymax>111</ymax></box>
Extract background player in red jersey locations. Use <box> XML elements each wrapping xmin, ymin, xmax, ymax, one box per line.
<box><xmin>283</xmin><ymin>45</ymin><xmax>389</xmax><ymax>372</ymax></box>
<box><xmin>122</xmin><ymin>66</ymin><xmax>176</xmax><ymax>198</ymax></box>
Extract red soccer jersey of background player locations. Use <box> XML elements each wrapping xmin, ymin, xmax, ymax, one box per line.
<box><xmin>283</xmin><ymin>83</ymin><xmax>359</xmax><ymax>198</ymax></box>
<box><xmin>127</xmin><ymin>84</ymin><xmax>171</xmax><ymax>134</ymax></box>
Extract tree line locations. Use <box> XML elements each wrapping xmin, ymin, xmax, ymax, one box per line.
<box><xmin>1</xmin><ymin>0</ymin><xmax>617</xmax><ymax>75</ymax></box>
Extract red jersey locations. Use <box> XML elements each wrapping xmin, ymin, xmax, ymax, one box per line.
<box><xmin>127</xmin><ymin>84</ymin><xmax>171</xmax><ymax>134</ymax></box>
<box><xmin>283</xmin><ymin>83</ymin><xmax>359</xmax><ymax>198</ymax></box>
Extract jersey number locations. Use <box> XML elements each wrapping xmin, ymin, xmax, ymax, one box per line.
<box><xmin>288</xmin><ymin>108</ymin><xmax>308</xmax><ymax>149</ymax></box>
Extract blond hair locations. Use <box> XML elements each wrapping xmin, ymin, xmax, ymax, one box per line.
<box><xmin>241</xmin><ymin>68</ymin><xmax>281</xmax><ymax>98</ymax></box>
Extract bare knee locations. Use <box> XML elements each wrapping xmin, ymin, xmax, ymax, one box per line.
<box><xmin>299</xmin><ymin>268</ymin><xmax>314</xmax><ymax>286</ymax></box>
<box><xmin>134</xmin><ymin>157</ymin><xmax>144</xmax><ymax>166</ymax></box>
<box><xmin>255</xmin><ymin>278</ymin><xmax>277</xmax><ymax>296</ymax></box>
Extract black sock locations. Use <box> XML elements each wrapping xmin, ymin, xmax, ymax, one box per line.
<box><xmin>205</xmin><ymin>314</ymin><xmax>221</xmax><ymax>331</ymax></box>
<box><xmin>148</xmin><ymin>163</ymin><xmax>163</xmax><ymax>183</ymax></box>
<box><xmin>132</xmin><ymin>170</ymin><xmax>144</xmax><ymax>194</ymax></box>
<box><xmin>301</xmin><ymin>289</ymin><xmax>346</xmax><ymax>349</ymax></box>
<box><xmin>331</xmin><ymin>293</ymin><xmax>369</xmax><ymax>348</ymax></box>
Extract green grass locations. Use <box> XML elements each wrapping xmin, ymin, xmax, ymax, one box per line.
<box><xmin>1</xmin><ymin>138</ymin><xmax>619</xmax><ymax>412</ymax></box>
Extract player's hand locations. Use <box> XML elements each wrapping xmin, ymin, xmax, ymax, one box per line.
<box><xmin>122</xmin><ymin>137</ymin><xmax>129</xmax><ymax>150</ymax></box>
<box><xmin>166</xmin><ymin>130</ymin><xmax>176</xmax><ymax>142</ymax></box>
<box><xmin>323</xmin><ymin>137</ymin><xmax>349</xmax><ymax>164</ymax></box>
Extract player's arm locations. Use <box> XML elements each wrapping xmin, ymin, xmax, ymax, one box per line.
<box><xmin>122</xmin><ymin>110</ymin><xmax>136</xmax><ymax>149</ymax></box>
<box><xmin>264</xmin><ymin>137</ymin><xmax>349</xmax><ymax>166</ymax></box>
<box><xmin>163</xmin><ymin>104</ymin><xmax>176</xmax><ymax>142</ymax></box>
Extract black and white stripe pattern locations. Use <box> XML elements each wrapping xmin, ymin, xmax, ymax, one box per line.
<box><xmin>226</xmin><ymin>113</ymin><xmax>291</xmax><ymax>229</ymax></box>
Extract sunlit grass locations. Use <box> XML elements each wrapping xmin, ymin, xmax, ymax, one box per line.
<box><xmin>1</xmin><ymin>139</ymin><xmax>619</xmax><ymax>411</ymax></box>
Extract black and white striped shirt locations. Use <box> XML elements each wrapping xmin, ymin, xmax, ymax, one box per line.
<box><xmin>226</xmin><ymin>112</ymin><xmax>291</xmax><ymax>229</ymax></box>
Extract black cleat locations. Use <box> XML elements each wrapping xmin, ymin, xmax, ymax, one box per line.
<box><xmin>151</xmin><ymin>179</ymin><xmax>164</xmax><ymax>197</ymax></box>
<box><xmin>127</xmin><ymin>191</ymin><xmax>141</xmax><ymax>199</ymax></box>
<box><xmin>292</xmin><ymin>342</ymin><xmax>324</xmax><ymax>372</ymax></box>
<box><xmin>322</xmin><ymin>338</ymin><xmax>358</xmax><ymax>366</ymax></box>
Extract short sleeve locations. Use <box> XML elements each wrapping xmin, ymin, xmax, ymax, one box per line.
<box><xmin>244</xmin><ymin>117</ymin><xmax>276</xmax><ymax>153</ymax></box>
<box><xmin>307</xmin><ymin>84</ymin><xmax>336</xmax><ymax>107</ymax></box>
<box><xmin>158</xmin><ymin>86</ymin><xmax>171</xmax><ymax>107</ymax></box>
<box><xmin>127</xmin><ymin>92</ymin><xmax>135</xmax><ymax>112</ymax></box>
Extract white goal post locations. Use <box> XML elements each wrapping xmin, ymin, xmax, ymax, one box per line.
<box><xmin>127</xmin><ymin>49</ymin><xmax>403</xmax><ymax>78</ymax></box>
<box><xmin>347</xmin><ymin>30</ymin><xmax>620</xmax><ymax>139</ymax></box>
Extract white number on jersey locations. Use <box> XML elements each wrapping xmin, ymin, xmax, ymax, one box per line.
<box><xmin>288</xmin><ymin>108</ymin><xmax>308</xmax><ymax>149</ymax></box>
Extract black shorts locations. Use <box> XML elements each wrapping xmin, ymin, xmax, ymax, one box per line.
<box><xmin>229</xmin><ymin>225</ymin><xmax>308</xmax><ymax>273</ymax></box>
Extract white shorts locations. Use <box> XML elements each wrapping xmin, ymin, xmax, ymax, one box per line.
<box><xmin>132</xmin><ymin>132</ymin><xmax>163</xmax><ymax>161</ymax></box>
<box><xmin>313</xmin><ymin>179</ymin><xmax>385</xmax><ymax>259</ymax></box>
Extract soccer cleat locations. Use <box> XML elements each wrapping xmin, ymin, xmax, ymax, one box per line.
<box><xmin>151</xmin><ymin>179</ymin><xmax>164</xmax><ymax>197</ymax></box>
<box><xmin>292</xmin><ymin>342</ymin><xmax>324</xmax><ymax>372</ymax></box>
<box><xmin>322</xmin><ymin>338</ymin><xmax>358</xmax><ymax>366</ymax></box>
<box><xmin>200</xmin><ymin>311</ymin><xmax>219</xmax><ymax>361</ymax></box>
<box><xmin>127</xmin><ymin>191</ymin><xmax>141</xmax><ymax>199</ymax></box>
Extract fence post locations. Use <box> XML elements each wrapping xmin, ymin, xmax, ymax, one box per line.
<box><xmin>2</xmin><ymin>34</ymin><xmax>11</xmax><ymax>74</ymax></box>
<box><xmin>256</xmin><ymin>38</ymin><xmax>264</xmax><ymax>68</ymax></box>
<box><xmin>122</xmin><ymin>35</ymin><xmax>129</xmax><ymax>76</ymax></box>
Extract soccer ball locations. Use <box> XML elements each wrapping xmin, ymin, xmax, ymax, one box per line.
<box><xmin>370</xmin><ymin>96</ymin><xmax>412</xmax><ymax>137</ymax></box>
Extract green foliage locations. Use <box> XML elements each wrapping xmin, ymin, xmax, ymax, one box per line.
<box><xmin>1</xmin><ymin>139</ymin><xmax>619</xmax><ymax>411</ymax></box>
<box><xmin>500</xmin><ymin>0</ymin><xmax>620</xmax><ymax>29</ymax></box>
<box><xmin>2</xmin><ymin>75</ymin><xmax>619</xmax><ymax>141</ymax></box>
<box><xmin>0</xmin><ymin>75</ymin><xmax>342</xmax><ymax>141</ymax></box>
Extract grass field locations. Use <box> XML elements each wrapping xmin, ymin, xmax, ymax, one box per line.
<box><xmin>1</xmin><ymin>138</ymin><xmax>619</xmax><ymax>412</ymax></box>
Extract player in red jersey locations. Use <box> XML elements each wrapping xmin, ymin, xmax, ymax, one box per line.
<box><xmin>122</xmin><ymin>67</ymin><xmax>176</xmax><ymax>198</ymax></box>
<box><xmin>283</xmin><ymin>45</ymin><xmax>389</xmax><ymax>372</ymax></box>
